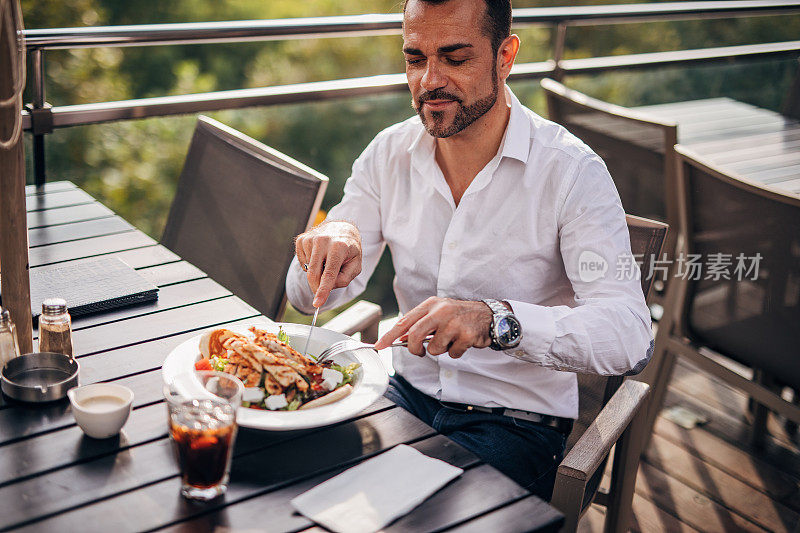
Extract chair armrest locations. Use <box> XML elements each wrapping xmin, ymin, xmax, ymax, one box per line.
<box><xmin>321</xmin><ymin>300</ymin><xmax>382</xmax><ymax>343</ymax></box>
<box><xmin>559</xmin><ymin>380</ymin><xmax>650</xmax><ymax>482</ymax></box>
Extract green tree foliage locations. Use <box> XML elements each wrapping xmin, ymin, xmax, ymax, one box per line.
<box><xmin>19</xmin><ymin>0</ymin><xmax>800</xmax><ymax>318</ymax></box>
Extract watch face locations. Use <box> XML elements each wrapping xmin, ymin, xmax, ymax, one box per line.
<box><xmin>496</xmin><ymin>316</ymin><xmax>521</xmax><ymax>347</ymax></box>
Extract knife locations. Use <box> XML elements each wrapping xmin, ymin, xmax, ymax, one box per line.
<box><xmin>302</xmin><ymin>306</ymin><xmax>319</xmax><ymax>358</ymax></box>
<box><xmin>301</xmin><ymin>259</ymin><xmax>322</xmax><ymax>358</ymax></box>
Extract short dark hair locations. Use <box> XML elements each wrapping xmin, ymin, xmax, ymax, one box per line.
<box><xmin>403</xmin><ymin>0</ymin><xmax>512</xmax><ymax>53</ymax></box>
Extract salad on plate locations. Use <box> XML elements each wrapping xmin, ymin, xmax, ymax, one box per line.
<box><xmin>194</xmin><ymin>326</ymin><xmax>359</xmax><ymax>411</ymax></box>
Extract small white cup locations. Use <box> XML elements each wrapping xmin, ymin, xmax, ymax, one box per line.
<box><xmin>68</xmin><ymin>383</ymin><xmax>134</xmax><ymax>439</ymax></box>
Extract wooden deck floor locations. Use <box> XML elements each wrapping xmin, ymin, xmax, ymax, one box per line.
<box><xmin>581</xmin><ymin>357</ymin><xmax>800</xmax><ymax>532</ymax></box>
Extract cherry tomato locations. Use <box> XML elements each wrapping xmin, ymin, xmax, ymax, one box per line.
<box><xmin>194</xmin><ymin>358</ymin><xmax>213</xmax><ymax>371</ymax></box>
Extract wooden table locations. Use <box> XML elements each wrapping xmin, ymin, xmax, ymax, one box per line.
<box><xmin>1</xmin><ymin>181</ymin><xmax>563</xmax><ymax>533</ymax></box>
<box><xmin>633</xmin><ymin>97</ymin><xmax>800</xmax><ymax>195</ymax></box>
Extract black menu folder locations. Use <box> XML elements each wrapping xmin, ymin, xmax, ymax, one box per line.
<box><xmin>29</xmin><ymin>257</ymin><xmax>159</xmax><ymax>321</ymax></box>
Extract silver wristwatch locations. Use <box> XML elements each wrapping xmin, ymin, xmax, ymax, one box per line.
<box><xmin>482</xmin><ymin>299</ymin><xmax>522</xmax><ymax>350</ymax></box>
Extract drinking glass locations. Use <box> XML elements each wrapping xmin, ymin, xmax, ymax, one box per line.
<box><xmin>164</xmin><ymin>371</ymin><xmax>244</xmax><ymax>500</ymax></box>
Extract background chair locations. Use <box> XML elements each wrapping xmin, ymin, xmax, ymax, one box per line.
<box><xmin>162</xmin><ymin>116</ymin><xmax>381</xmax><ymax>339</ymax></box>
<box><xmin>551</xmin><ymin>214</ymin><xmax>668</xmax><ymax>533</ymax></box>
<box><xmin>642</xmin><ymin>145</ymin><xmax>800</xmax><ymax>452</ymax></box>
<box><xmin>541</xmin><ymin>78</ymin><xmax>679</xmax><ymax>306</ymax></box>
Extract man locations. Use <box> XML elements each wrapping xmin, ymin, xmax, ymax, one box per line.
<box><xmin>286</xmin><ymin>0</ymin><xmax>653</xmax><ymax>499</ymax></box>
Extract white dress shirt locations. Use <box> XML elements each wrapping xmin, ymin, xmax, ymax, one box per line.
<box><xmin>286</xmin><ymin>87</ymin><xmax>653</xmax><ymax>419</ymax></box>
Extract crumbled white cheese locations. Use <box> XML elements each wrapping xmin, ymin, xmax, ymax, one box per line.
<box><xmin>243</xmin><ymin>387</ymin><xmax>265</xmax><ymax>403</ymax></box>
<box><xmin>265</xmin><ymin>393</ymin><xmax>288</xmax><ymax>410</ymax></box>
<box><xmin>321</xmin><ymin>368</ymin><xmax>344</xmax><ymax>391</ymax></box>
<box><xmin>321</xmin><ymin>368</ymin><xmax>343</xmax><ymax>384</ymax></box>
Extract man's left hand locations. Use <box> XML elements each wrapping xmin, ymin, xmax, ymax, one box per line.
<box><xmin>374</xmin><ymin>297</ymin><xmax>492</xmax><ymax>358</ymax></box>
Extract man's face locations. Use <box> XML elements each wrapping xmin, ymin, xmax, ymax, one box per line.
<box><xmin>403</xmin><ymin>0</ymin><xmax>499</xmax><ymax>138</ymax></box>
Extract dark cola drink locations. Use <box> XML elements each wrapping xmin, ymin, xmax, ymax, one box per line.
<box><xmin>168</xmin><ymin>399</ymin><xmax>237</xmax><ymax>499</ymax></box>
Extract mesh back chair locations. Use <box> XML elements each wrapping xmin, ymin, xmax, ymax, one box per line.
<box><xmin>643</xmin><ymin>145</ymin><xmax>800</xmax><ymax>451</ymax></box>
<box><xmin>542</xmin><ymin>78</ymin><xmax>679</xmax><ymax>303</ymax></box>
<box><xmin>551</xmin><ymin>215</ymin><xmax>667</xmax><ymax>533</ymax></box>
<box><xmin>163</xmin><ymin>116</ymin><xmax>327</xmax><ymax>320</ymax></box>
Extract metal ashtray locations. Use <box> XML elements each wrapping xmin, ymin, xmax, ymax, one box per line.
<box><xmin>1</xmin><ymin>352</ymin><xmax>80</xmax><ymax>403</ymax></box>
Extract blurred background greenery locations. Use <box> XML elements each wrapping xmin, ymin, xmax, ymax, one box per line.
<box><xmin>20</xmin><ymin>0</ymin><xmax>800</xmax><ymax>322</ymax></box>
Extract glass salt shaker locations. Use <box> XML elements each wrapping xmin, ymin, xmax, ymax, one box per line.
<box><xmin>39</xmin><ymin>298</ymin><xmax>73</xmax><ymax>357</ymax></box>
<box><xmin>0</xmin><ymin>307</ymin><xmax>21</xmax><ymax>366</ymax></box>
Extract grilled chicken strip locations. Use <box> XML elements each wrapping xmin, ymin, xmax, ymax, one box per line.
<box><xmin>224</xmin><ymin>339</ymin><xmax>308</xmax><ymax>392</ymax></box>
<box><xmin>236</xmin><ymin>366</ymin><xmax>261</xmax><ymax>387</ymax></box>
<box><xmin>263</xmin><ymin>363</ymin><xmax>308</xmax><ymax>392</ymax></box>
<box><xmin>226</xmin><ymin>347</ymin><xmax>263</xmax><ymax>373</ymax></box>
<box><xmin>263</xmin><ymin>373</ymin><xmax>282</xmax><ymax>395</ymax></box>
<box><xmin>249</xmin><ymin>327</ymin><xmax>320</xmax><ymax>375</ymax></box>
<box><xmin>228</xmin><ymin>336</ymin><xmax>312</xmax><ymax>380</ymax></box>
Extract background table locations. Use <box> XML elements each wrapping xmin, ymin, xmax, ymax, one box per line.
<box><xmin>633</xmin><ymin>97</ymin><xmax>800</xmax><ymax>195</ymax></box>
<box><xmin>0</xmin><ymin>181</ymin><xmax>562</xmax><ymax>533</ymax></box>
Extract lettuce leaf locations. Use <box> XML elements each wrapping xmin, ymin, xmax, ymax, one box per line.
<box><xmin>331</xmin><ymin>362</ymin><xmax>361</xmax><ymax>386</ymax></box>
<box><xmin>211</xmin><ymin>357</ymin><xmax>228</xmax><ymax>372</ymax></box>
<box><xmin>277</xmin><ymin>326</ymin><xmax>289</xmax><ymax>344</ymax></box>
<box><xmin>285</xmin><ymin>398</ymin><xmax>302</xmax><ymax>411</ymax></box>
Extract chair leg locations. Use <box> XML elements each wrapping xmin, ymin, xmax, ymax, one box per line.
<box><xmin>782</xmin><ymin>57</ymin><xmax>800</xmax><ymax>119</ymax></box>
<box><xmin>750</xmin><ymin>370</ymin><xmax>770</xmax><ymax>450</ymax></box>
<box><xmin>550</xmin><ymin>470</ymin><xmax>587</xmax><ymax>533</ymax></box>
<box><xmin>604</xmin><ymin>391</ymin><xmax>651</xmax><ymax>533</ymax></box>
<box><xmin>785</xmin><ymin>391</ymin><xmax>799</xmax><ymax>437</ymax></box>
<box><xmin>639</xmin><ymin>334</ymin><xmax>676</xmax><ymax>454</ymax></box>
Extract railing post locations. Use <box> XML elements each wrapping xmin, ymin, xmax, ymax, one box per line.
<box><xmin>30</xmin><ymin>48</ymin><xmax>48</xmax><ymax>188</ymax></box>
<box><xmin>552</xmin><ymin>22</ymin><xmax>567</xmax><ymax>82</ymax></box>
<box><xmin>0</xmin><ymin>0</ymin><xmax>34</xmax><ymax>354</ymax></box>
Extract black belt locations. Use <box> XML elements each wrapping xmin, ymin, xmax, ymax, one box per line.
<box><xmin>440</xmin><ymin>401</ymin><xmax>574</xmax><ymax>434</ymax></box>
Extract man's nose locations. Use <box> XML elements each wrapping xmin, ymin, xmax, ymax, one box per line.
<box><xmin>421</xmin><ymin>59</ymin><xmax>447</xmax><ymax>91</ymax></box>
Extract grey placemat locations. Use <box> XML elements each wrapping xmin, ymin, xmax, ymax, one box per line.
<box><xmin>29</xmin><ymin>257</ymin><xmax>158</xmax><ymax>321</ymax></box>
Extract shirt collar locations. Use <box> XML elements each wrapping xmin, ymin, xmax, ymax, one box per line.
<box><xmin>501</xmin><ymin>86</ymin><xmax>532</xmax><ymax>164</ymax></box>
<box><xmin>407</xmin><ymin>117</ymin><xmax>429</xmax><ymax>156</ymax></box>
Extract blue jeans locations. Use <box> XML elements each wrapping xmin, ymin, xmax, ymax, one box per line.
<box><xmin>385</xmin><ymin>374</ymin><xmax>567</xmax><ymax>501</ymax></box>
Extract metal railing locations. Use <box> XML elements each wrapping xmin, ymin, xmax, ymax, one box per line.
<box><xmin>20</xmin><ymin>0</ymin><xmax>800</xmax><ymax>186</ymax></box>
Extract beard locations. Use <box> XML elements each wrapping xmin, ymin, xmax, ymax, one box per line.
<box><xmin>414</xmin><ymin>69</ymin><xmax>499</xmax><ymax>138</ymax></box>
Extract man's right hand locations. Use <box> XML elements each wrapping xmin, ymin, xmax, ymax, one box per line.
<box><xmin>294</xmin><ymin>220</ymin><xmax>362</xmax><ymax>308</ymax></box>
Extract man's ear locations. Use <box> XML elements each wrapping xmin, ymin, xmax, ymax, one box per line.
<box><xmin>497</xmin><ymin>34</ymin><xmax>520</xmax><ymax>81</ymax></box>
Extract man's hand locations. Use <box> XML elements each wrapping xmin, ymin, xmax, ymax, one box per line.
<box><xmin>294</xmin><ymin>221</ymin><xmax>362</xmax><ymax>307</ymax></box>
<box><xmin>374</xmin><ymin>297</ymin><xmax>492</xmax><ymax>358</ymax></box>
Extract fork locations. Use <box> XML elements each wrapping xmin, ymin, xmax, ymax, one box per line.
<box><xmin>315</xmin><ymin>335</ymin><xmax>434</xmax><ymax>363</ymax></box>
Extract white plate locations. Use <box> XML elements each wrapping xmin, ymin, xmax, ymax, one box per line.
<box><xmin>161</xmin><ymin>322</ymin><xmax>388</xmax><ymax>431</ymax></box>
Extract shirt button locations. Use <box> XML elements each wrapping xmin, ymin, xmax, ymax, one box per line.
<box><xmin>448</xmin><ymin>241</ymin><xmax>457</xmax><ymax>250</ymax></box>
<box><xmin>443</xmin><ymin>370</ymin><xmax>454</xmax><ymax>379</ymax></box>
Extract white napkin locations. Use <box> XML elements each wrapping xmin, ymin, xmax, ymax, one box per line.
<box><xmin>291</xmin><ymin>444</ymin><xmax>464</xmax><ymax>533</ymax></box>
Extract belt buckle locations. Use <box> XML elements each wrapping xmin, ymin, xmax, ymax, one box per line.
<box><xmin>441</xmin><ymin>401</ymin><xmax>491</xmax><ymax>414</ymax></box>
<box><xmin>503</xmin><ymin>408</ymin><xmax>544</xmax><ymax>424</ymax></box>
<box><xmin>441</xmin><ymin>401</ymin><xmax>468</xmax><ymax>413</ymax></box>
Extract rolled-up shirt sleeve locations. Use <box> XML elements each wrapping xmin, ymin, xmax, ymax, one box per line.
<box><xmin>504</xmin><ymin>157</ymin><xmax>654</xmax><ymax>376</ymax></box>
<box><xmin>285</xmin><ymin>140</ymin><xmax>386</xmax><ymax>315</ymax></box>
